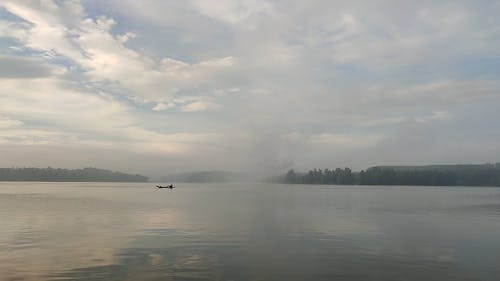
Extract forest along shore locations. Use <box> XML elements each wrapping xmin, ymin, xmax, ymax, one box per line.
<box><xmin>274</xmin><ymin>163</ymin><xmax>500</xmax><ymax>187</ymax></box>
<box><xmin>0</xmin><ymin>167</ymin><xmax>148</xmax><ymax>182</ymax></box>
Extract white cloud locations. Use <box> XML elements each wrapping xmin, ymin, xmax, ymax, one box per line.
<box><xmin>0</xmin><ymin>20</ymin><xmax>30</xmax><ymax>38</ymax></box>
<box><xmin>0</xmin><ymin>78</ymin><xmax>131</xmax><ymax>130</ymax></box>
<box><xmin>152</xmin><ymin>102</ymin><xmax>175</xmax><ymax>111</ymax></box>
<box><xmin>0</xmin><ymin>77</ymin><xmax>222</xmax><ymax>156</ymax></box>
<box><xmin>181</xmin><ymin>100</ymin><xmax>221</xmax><ymax>112</ymax></box>
<box><xmin>1</xmin><ymin>0</ymin><xmax>236</xmax><ymax>102</ymax></box>
<box><xmin>0</xmin><ymin>115</ymin><xmax>23</xmax><ymax>129</ymax></box>
<box><xmin>191</xmin><ymin>0</ymin><xmax>273</xmax><ymax>27</ymax></box>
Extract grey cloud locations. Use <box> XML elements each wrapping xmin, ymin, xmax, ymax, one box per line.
<box><xmin>0</xmin><ymin>55</ymin><xmax>62</xmax><ymax>78</ymax></box>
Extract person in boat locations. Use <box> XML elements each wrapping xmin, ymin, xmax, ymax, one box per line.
<box><xmin>156</xmin><ymin>184</ymin><xmax>175</xmax><ymax>189</ymax></box>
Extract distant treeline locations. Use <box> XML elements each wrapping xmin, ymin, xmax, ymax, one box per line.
<box><xmin>278</xmin><ymin>163</ymin><xmax>500</xmax><ymax>186</ymax></box>
<box><xmin>0</xmin><ymin>167</ymin><xmax>148</xmax><ymax>182</ymax></box>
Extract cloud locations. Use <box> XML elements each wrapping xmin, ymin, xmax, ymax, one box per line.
<box><xmin>152</xmin><ymin>102</ymin><xmax>175</xmax><ymax>111</ymax></box>
<box><xmin>308</xmin><ymin>133</ymin><xmax>384</xmax><ymax>149</ymax></box>
<box><xmin>152</xmin><ymin>97</ymin><xmax>223</xmax><ymax>112</ymax></box>
<box><xmin>181</xmin><ymin>101</ymin><xmax>222</xmax><ymax>112</ymax></box>
<box><xmin>358</xmin><ymin>111</ymin><xmax>450</xmax><ymax>127</ymax></box>
<box><xmin>1</xmin><ymin>0</ymin><xmax>237</xmax><ymax>103</ymax></box>
<box><xmin>0</xmin><ymin>55</ymin><xmax>65</xmax><ymax>78</ymax></box>
<box><xmin>0</xmin><ymin>19</ymin><xmax>30</xmax><ymax>38</ymax></box>
<box><xmin>0</xmin><ymin>115</ymin><xmax>23</xmax><ymax>129</ymax></box>
<box><xmin>191</xmin><ymin>0</ymin><xmax>273</xmax><ymax>26</ymax></box>
<box><xmin>0</xmin><ymin>77</ymin><xmax>221</xmax><ymax>157</ymax></box>
<box><xmin>0</xmin><ymin>0</ymin><xmax>499</xmax><ymax>175</ymax></box>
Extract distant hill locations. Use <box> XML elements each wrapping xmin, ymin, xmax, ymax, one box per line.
<box><xmin>0</xmin><ymin>167</ymin><xmax>148</xmax><ymax>182</ymax></box>
<box><xmin>162</xmin><ymin>171</ymin><xmax>248</xmax><ymax>183</ymax></box>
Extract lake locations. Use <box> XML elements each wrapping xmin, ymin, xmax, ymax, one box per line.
<box><xmin>1</xmin><ymin>182</ymin><xmax>500</xmax><ymax>281</ymax></box>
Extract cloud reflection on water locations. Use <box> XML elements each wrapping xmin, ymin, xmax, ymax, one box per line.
<box><xmin>1</xmin><ymin>183</ymin><xmax>500</xmax><ymax>280</ymax></box>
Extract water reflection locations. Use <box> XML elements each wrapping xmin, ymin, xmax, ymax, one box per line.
<box><xmin>1</xmin><ymin>183</ymin><xmax>500</xmax><ymax>280</ymax></box>
<box><xmin>46</xmin><ymin>231</ymin><xmax>470</xmax><ymax>281</ymax></box>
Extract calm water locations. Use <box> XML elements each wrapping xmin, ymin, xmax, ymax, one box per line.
<box><xmin>1</xmin><ymin>183</ymin><xmax>500</xmax><ymax>281</ymax></box>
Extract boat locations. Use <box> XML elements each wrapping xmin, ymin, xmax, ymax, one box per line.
<box><xmin>156</xmin><ymin>184</ymin><xmax>175</xmax><ymax>189</ymax></box>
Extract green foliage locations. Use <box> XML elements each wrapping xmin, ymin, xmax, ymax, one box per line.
<box><xmin>0</xmin><ymin>167</ymin><xmax>148</xmax><ymax>182</ymax></box>
<box><xmin>282</xmin><ymin>163</ymin><xmax>500</xmax><ymax>186</ymax></box>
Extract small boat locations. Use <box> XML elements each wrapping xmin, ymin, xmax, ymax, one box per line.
<box><xmin>156</xmin><ymin>184</ymin><xmax>175</xmax><ymax>189</ymax></box>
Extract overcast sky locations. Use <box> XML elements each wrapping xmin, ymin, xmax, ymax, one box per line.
<box><xmin>1</xmin><ymin>0</ymin><xmax>499</xmax><ymax>177</ymax></box>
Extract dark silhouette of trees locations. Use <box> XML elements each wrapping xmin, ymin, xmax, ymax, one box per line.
<box><xmin>0</xmin><ymin>167</ymin><xmax>148</xmax><ymax>182</ymax></box>
<box><xmin>285</xmin><ymin>169</ymin><xmax>297</xmax><ymax>183</ymax></box>
<box><xmin>281</xmin><ymin>163</ymin><xmax>500</xmax><ymax>186</ymax></box>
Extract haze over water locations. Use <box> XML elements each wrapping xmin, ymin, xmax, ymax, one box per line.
<box><xmin>2</xmin><ymin>1</ymin><xmax>500</xmax><ymax>280</ymax></box>
<box><xmin>1</xmin><ymin>182</ymin><xmax>500</xmax><ymax>281</ymax></box>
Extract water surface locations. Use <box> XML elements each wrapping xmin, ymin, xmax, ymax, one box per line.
<box><xmin>1</xmin><ymin>182</ymin><xmax>500</xmax><ymax>280</ymax></box>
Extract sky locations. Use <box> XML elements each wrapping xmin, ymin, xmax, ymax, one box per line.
<box><xmin>0</xmin><ymin>0</ymin><xmax>500</xmax><ymax>177</ymax></box>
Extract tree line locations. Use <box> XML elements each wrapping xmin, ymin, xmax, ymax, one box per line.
<box><xmin>279</xmin><ymin>164</ymin><xmax>500</xmax><ymax>186</ymax></box>
<box><xmin>0</xmin><ymin>167</ymin><xmax>148</xmax><ymax>182</ymax></box>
